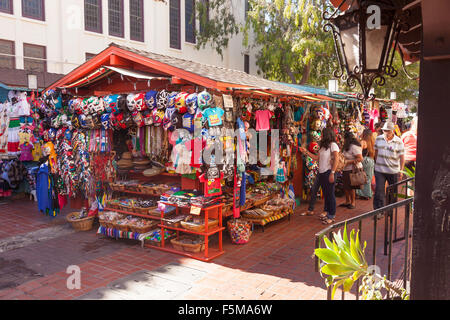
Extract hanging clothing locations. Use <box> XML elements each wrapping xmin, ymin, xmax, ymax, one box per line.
<box><xmin>36</xmin><ymin>163</ymin><xmax>51</xmax><ymax>214</ymax></box>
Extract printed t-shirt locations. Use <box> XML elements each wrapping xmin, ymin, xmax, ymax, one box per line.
<box><xmin>255</xmin><ymin>109</ymin><xmax>273</xmax><ymax>131</ymax></box>
<box><xmin>319</xmin><ymin>142</ymin><xmax>339</xmax><ymax>174</ymax></box>
<box><xmin>182</xmin><ymin>113</ymin><xmax>195</xmax><ymax>133</ymax></box>
<box><xmin>199</xmin><ymin>172</ymin><xmax>224</xmax><ymax>197</ymax></box>
<box><xmin>202</xmin><ymin>107</ymin><xmax>224</xmax><ymax>127</ymax></box>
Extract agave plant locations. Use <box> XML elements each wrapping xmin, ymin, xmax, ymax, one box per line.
<box><xmin>397</xmin><ymin>166</ymin><xmax>416</xmax><ymax>199</ymax></box>
<box><xmin>315</xmin><ymin>224</ymin><xmax>409</xmax><ymax>300</ymax></box>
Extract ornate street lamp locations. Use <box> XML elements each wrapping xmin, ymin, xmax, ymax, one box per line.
<box><xmin>323</xmin><ymin>0</ymin><xmax>409</xmax><ymax>100</ymax></box>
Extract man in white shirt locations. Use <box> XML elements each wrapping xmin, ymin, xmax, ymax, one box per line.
<box><xmin>373</xmin><ymin>121</ymin><xmax>405</xmax><ymax>209</ymax></box>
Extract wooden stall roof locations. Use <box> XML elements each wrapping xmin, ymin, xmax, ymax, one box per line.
<box><xmin>46</xmin><ymin>43</ymin><xmax>312</xmax><ymax>98</ymax></box>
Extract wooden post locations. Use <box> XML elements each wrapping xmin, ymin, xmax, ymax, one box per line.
<box><xmin>410</xmin><ymin>53</ymin><xmax>450</xmax><ymax>300</ymax></box>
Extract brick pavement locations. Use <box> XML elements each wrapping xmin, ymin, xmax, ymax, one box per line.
<box><xmin>0</xmin><ymin>196</ymin><xmax>409</xmax><ymax>300</ymax></box>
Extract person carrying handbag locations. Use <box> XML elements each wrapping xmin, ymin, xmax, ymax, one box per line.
<box><xmin>300</xmin><ymin>128</ymin><xmax>339</xmax><ymax>225</ymax></box>
<box><xmin>340</xmin><ymin>132</ymin><xmax>364</xmax><ymax>209</ymax></box>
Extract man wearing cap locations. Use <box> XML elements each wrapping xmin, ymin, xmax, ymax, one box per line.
<box><xmin>373</xmin><ymin>121</ymin><xmax>405</xmax><ymax>209</ymax></box>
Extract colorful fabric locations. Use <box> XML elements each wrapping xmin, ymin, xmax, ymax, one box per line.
<box><xmin>255</xmin><ymin>109</ymin><xmax>273</xmax><ymax>131</ymax></box>
<box><xmin>19</xmin><ymin>143</ymin><xmax>34</xmax><ymax>162</ymax></box>
<box><xmin>202</xmin><ymin>107</ymin><xmax>224</xmax><ymax>127</ymax></box>
<box><xmin>199</xmin><ymin>172</ymin><xmax>224</xmax><ymax>197</ymax></box>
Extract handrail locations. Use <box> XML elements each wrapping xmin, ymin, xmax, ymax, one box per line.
<box><xmin>314</xmin><ymin>198</ymin><xmax>413</xmax><ymax>240</ymax></box>
<box><xmin>386</xmin><ymin>177</ymin><xmax>414</xmax><ymax>190</ymax></box>
<box><xmin>314</xmin><ymin>196</ymin><xmax>414</xmax><ymax>300</ymax></box>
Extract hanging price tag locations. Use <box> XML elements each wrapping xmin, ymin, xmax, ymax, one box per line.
<box><xmin>190</xmin><ymin>205</ymin><xmax>202</xmax><ymax>216</ymax></box>
<box><xmin>223</xmin><ymin>95</ymin><xmax>234</xmax><ymax>109</ymax></box>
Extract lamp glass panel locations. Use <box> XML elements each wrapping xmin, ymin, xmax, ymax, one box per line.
<box><xmin>365</xmin><ymin>25</ymin><xmax>388</xmax><ymax>70</ymax></box>
<box><xmin>341</xmin><ymin>26</ymin><xmax>359</xmax><ymax>73</ymax></box>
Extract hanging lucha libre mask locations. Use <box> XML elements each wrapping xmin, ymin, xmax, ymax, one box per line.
<box><xmin>134</xmin><ymin>93</ymin><xmax>147</xmax><ymax>112</ymax></box>
<box><xmin>101</xmin><ymin>113</ymin><xmax>111</xmax><ymax>130</ymax></box>
<box><xmin>142</xmin><ymin>110</ymin><xmax>153</xmax><ymax>126</ymax></box>
<box><xmin>145</xmin><ymin>91</ymin><xmax>158</xmax><ymax>110</ymax></box>
<box><xmin>175</xmin><ymin>92</ymin><xmax>189</xmax><ymax>114</ymax></box>
<box><xmin>186</xmin><ymin>93</ymin><xmax>198</xmax><ymax>115</ymax></box>
<box><xmin>127</xmin><ymin>93</ymin><xmax>137</xmax><ymax>113</ymax></box>
<box><xmin>197</xmin><ymin>91</ymin><xmax>212</xmax><ymax>110</ymax></box>
<box><xmin>156</xmin><ymin>90</ymin><xmax>169</xmax><ymax>110</ymax></box>
<box><xmin>103</xmin><ymin>94</ymin><xmax>119</xmax><ymax>114</ymax></box>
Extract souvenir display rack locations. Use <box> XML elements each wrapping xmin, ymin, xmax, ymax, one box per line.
<box><xmin>145</xmin><ymin>202</ymin><xmax>225</xmax><ymax>262</ymax></box>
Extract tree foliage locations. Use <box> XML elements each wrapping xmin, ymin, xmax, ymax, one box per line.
<box><xmin>193</xmin><ymin>0</ymin><xmax>419</xmax><ymax>102</ymax></box>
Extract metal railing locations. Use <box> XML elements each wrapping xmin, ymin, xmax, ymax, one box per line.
<box><xmin>314</xmin><ymin>178</ymin><xmax>414</xmax><ymax>300</ymax></box>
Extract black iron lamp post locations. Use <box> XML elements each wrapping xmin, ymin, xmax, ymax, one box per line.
<box><xmin>324</xmin><ymin>0</ymin><xmax>409</xmax><ymax>100</ymax></box>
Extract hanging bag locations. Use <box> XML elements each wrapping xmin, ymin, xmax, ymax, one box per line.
<box><xmin>330</xmin><ymin>151</ymin><xmax>346</xmax><ymax>172</ymax></box>
<box><xmin>349</xmin><ymin>164</ymin><xmax>368</xmax><ymax>187</ymax></box>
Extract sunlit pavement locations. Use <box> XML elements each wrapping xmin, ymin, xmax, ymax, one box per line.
<box><xmin>0</xmin><ymin>197</ymin><xmax>407</xmax><ymax>300</ymax></box>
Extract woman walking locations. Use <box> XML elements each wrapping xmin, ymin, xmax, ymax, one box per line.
<box><xmin>300</xmin><ymin>128</ymin><xmax>339</xmax><ymax>225</ymax></box>
<box><xmin>356</xmin><ymin>129</ymin><xmax>375</xmax><ymax>200</ymax></box>
<box><xmin>341</xmin><ymin>132</ymin><xmax>363</xmax><ymax>209</ymax></box>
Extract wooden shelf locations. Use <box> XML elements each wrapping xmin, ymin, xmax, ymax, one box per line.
<box><xmin>104</xmin><ymin>207</ymin><xmax>160</xmax><ymax>220</ymax></box>
<box><xmin>158</xmin><ymin>224</ymin><xmax>225</xmax><ymax>236</ymax></box>
<box><xmin>149</xmin><ymin>202</ymin><xmax>224</xmax><ymax>262</ymax></box>
<box><xmin>144</xmin><ymin>242</ymin><xmax>224</xmax><ymax>262</ymax></box>
<box><xmin>112</xmin><ymin>189</ymin><xmax>162</xmax><ymax>197</ymax></box>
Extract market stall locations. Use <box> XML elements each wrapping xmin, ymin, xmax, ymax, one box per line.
<box><xmin>37</xmin><ymin>43</ymin><xmax>334</xmax><ymax>261</ymax></box>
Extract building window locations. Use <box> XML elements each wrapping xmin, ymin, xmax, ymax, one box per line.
<box><xmin>22</xmin><ymin>0</ymin><xmax>45</xmax><ymax>21</ymax></box>
<box><xmin>185</xmin><ymin>0</ymin><xmax>195</xmax><ymax>44</ymax></box>
<box><xmin>0</xmin><ymin>0</ymin><xmax>13</xmax><ymax>14</ymax></box>
<box><xmin>244</xmin><ymin>54</ymin><xmax>250</xmax><ymax>74</ymax></box>
<box><xmin>0</xmin><ymin>40</ymin><xmax>15</xmax><ymax>69</ymax></box>
<box><xmin>169</xmin><ymin>0</ymin><xmax>180</xmax><ymax>49</ymax></box>
<box><xmin>85</xmin><ymin>0</ymin><xmax>102</xmax><ymax>33</ymax></box>
<box><xmin>108</xmin><ymin>0</ymin><xmax>124</xmax><ymax>38</ymax></box>
<box><xmin>23</xmin><ymin>43</ymin><xmax>46</xmax><ymax>72</ymax></box>
<box><xmin>130</xmin><ymin>0</ymin><xmax>144</xmax><ymax>42</ymax></box>
<box><xmin>85</xmin><ymin>53</ymin><xmax>96</xmax><ymax>61</ymax></box>
<box><xmin>199</xmin><ymin>0</ymin><xmax>209</xmax><ymax>34</ymax></box>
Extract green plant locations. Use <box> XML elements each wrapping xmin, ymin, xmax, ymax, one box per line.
<box><xmin>397</xmin><ymin>166</ymin><xmax>415</xmax><ymax>199</ymax></box>
<box><xmin>314</xmin><ymin>224</ymin><xmax>409</xmax><ymax>300</ymax></box>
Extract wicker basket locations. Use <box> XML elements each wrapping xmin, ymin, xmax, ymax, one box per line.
<box><xmin>180</xmin><ymin>219</ymin><xmax>218</xmax><ymax>233</ymax></box>
<box><xmin>115</xmin><ymin>221</ymin><xmax>129</xmax><ymax>232</ymax></box>
<box><xmin>130</xmin><ymin>223</ymin><xmax>155</xmax><ymax>234</ymax></box>
<box><xmin>171</xmin><ymin>236</ymin><xmax>207</xmax><ymax>253</ymax></box>
<box><xmin>66</xmin><ymin>213</ymin><xmax>95</xmax><ymax>232</ymax></box>
<box><xmin>252</xmin><ymin>195</ymin><xmax>272</xmax><ymax>207</ymax></box>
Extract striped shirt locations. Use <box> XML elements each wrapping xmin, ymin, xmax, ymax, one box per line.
<box><xmin>374</xmin><ymin>135</ymin><xmax>405</xmax><ymax>174</ymax></box>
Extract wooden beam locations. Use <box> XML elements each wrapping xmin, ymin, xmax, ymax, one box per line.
<box><xmin>109</xmin><ymin>54</ymin><xmax>133</xmax><ymax>68</ymax></box>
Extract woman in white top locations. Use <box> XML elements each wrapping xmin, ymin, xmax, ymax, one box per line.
<box><xmin>341</xmin><ymin>131</ymin><xmax>364</xmax><ymax>209</ymax></box>
<box><xmin>300</xmin><ymin>127</ymin><xmax>339</xmax><ymax>225</ymax></box>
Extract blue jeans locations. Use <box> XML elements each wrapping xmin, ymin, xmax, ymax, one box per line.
<box><xmin>308</xmin><ymin>174</ymin><xmax>321</xmax><ymax>211</ymax></box>
<box><xmin>373</xmin><ymin>171</ymin><xmax>398</xmax><ymax>209</ymax></box>
<box><xmin>319</xmin><ymin>170</ymin><xmax>336</xmax><ymax>219</ymax></box>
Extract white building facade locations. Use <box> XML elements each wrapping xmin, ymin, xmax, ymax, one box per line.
<box><xmin>0</xmin><ymin>0</ymin><xmax>256</xmax><ymax>88</ymax></box>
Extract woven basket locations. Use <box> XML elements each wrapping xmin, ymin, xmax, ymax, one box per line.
<box><xmin>131</xmin><ymin>224</ymin><xmax>155</xmax><ymax>234</ymax></box>
<box><xmin>227</xmin><ymin>219</ymin><xmax>252</xmax><ymax>244</ymax></box>
<box><xmin>66</xmin><ymin>213</ymin><xmax>95</xmax><ymax>232</ymax></box>
<box><xmin>180</xmin><ymin>219</ymin><xmax>218</xmax><ymax>233</ymax></box>
<box><xmin>171</xmin><ymin>236</ymin><xmax>207</xmax><ymax>253</ymax></box>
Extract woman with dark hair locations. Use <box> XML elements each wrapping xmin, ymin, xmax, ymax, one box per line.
<box><xmin>356</xmin><ymin>129</ymin><xmax>375</xmax><ymax>200</ymax></box>
<box><xmin>341</xmin><ymin>131</ymin><xmax>363</xmax><ymax>209</ymax></box>
<box><xmin>300</xmin><ymin>128</ymin><xmax>339</xmax><ymax>225</ymax></box>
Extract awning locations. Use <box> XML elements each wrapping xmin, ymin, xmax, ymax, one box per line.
<box><xmin>59</xmin><ymin>66</ymin><xmax>171</xmax><ymax>89</ymax></box>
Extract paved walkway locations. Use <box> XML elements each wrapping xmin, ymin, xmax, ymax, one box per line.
<box><xmin>0</xmin><ymin>196</ymin><xmax>409</xmax><ymax>300</ymax></box>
